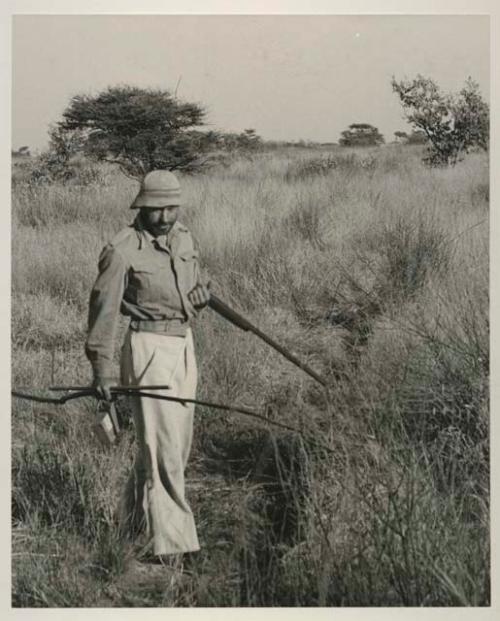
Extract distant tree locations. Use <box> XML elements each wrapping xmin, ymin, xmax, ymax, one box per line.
<box><xmin>394</xmin><ymin>131</ymin><xmax>409</xmax><ymax>143</ymax></box>
<box><xmin>339</xmin><ymin>123</ymin><xmax>385</xmax><ymax>147</ymax></box>
<box><xmin>393</xmin><ymin>130</ymin><xmax>427</xmax><ymax>145</ymax></box>
<box><xmin>407</xmin><ymin>130</ymin><xmax>428</xmax><ymax>145</ymax></box>
<box><xmin>12</xmin><ymin>145</ymin><xmax>31</xmax><ymax>157</ymax></box>
<box><xmin>237</xmin><ymin>128</ymin><xmax>262</xmax><ymax>150</ymax></box>
<box><xmin>56</xmin><ymin>85</ymin><xmax>207</xmax><ymax>178</ymax></box>
<box><xmin>391</xmin><ymin>75</ymin><xmax>489</xmax><ymax>166</ymax></box>
<box><xmin>48</xmin><ymin>124</ymin><xmax>87</xmax><ymax>161</ymax></box>
<box><xmin>210</xmin><ymin>128</ymin><xmax>263</xmax><ymax>152</ymax></box>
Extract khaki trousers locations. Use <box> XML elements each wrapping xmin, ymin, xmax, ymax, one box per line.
<box><xmin>120</xmin><ymin>328</ymin><xmax>200</xmax><ymax>555</ymax></box>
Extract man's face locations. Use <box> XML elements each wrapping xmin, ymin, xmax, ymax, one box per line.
<box><xmin>139</xmin><ymin>205</ymin><xmax>180</xmax><ymax>238</ymax></box>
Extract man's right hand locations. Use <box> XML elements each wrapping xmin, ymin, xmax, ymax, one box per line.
<box><xmin>92</xmin><ymin>377</ymin><xmax>113</xmax><ymax>401</ymax></box>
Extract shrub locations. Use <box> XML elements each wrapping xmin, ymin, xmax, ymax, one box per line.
<box><xmin>12</xmin><ymin>152</ymin><xmax>104</xmax><ymax>187</ymax></box>
<box><xmin>285</xmin><ymin>153</ymin><xmax>377</xmax><ymax>181</ymax></box>
<box><xmin>391</xmin><ymin>75</ymin><xmax>489</xmax><ymax>166</ymax></box>
<box><xmin>379</xmin><ymin>216</ymin><xmax>450</xmax><ymax>299</ymax></box>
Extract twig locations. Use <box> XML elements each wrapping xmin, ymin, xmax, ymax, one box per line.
<box><xmin>174</xmin><ymin>75</ymin><xmax>183</xmax><ymax>98</ymax></box>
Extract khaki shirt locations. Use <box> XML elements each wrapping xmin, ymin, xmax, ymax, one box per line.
<box><xmin>86</xmin><ymin>218</ymin><xmax>202</xmax><ymax>379</ymax></box>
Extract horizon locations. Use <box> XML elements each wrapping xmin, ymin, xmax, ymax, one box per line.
<box><xmin>12</xmin><ymin>15</ymin><xmax>489</xmax><ymax>152</ymax></box>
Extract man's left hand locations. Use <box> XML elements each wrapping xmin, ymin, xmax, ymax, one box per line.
<box><xmin>188</xmin><ymin>283</ymin><xmax>211</xmax><ymax>310</ymax></box>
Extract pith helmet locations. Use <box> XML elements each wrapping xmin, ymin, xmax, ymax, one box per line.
<box><xmin>131</xmin><ymin>170</ymin><xmax>182</xmax><ymax>209</ymax></box>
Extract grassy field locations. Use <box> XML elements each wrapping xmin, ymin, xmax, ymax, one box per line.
<box><xmin>11</xmin><ymin>144</ymin><xmax>489</xmax><ymax>606</ymax></box>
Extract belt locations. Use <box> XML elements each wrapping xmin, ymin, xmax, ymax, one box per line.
<box><xmin>129</xmin><ymin>318</ymin><xmax>189</xmax><ymax>336</ymax></box>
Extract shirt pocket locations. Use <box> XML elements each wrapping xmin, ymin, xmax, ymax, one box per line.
<box><xmin>128</xmin><ymin>261</ymin><xmax>170</xmax><ymax>306</ymax></box>
<box><xmin>173</xmin><ymin>250</ymin><xmax>199</xmax><ymax>294</ymax></box>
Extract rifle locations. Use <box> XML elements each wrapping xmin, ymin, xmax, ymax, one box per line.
<box><xmin>208</xmin><ymin>293</ymin><xmax>328</xmax><ymax>388</ymax></box>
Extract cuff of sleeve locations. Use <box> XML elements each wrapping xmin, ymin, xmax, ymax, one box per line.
<box><xmin>91</xmin><ymin>361</ymin><xmax>115</xmax><ymax>381</ymax></box>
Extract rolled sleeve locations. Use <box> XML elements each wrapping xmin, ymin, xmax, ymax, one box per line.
<box><xmin>85</xmin><ymin>245</ymin><xmax>127</xmax><ymax>379</ymax></box>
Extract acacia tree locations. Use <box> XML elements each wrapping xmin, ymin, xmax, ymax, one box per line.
<box><xmin>56</xmin><ymin>86</ymin><xmax>207</xmax><ymax>178</ymax></box>
<box><xmin>394</xmin><ymin>131</ymin><xmax>409</xmax><ymax>143</ymax></box>
<box><xmin>394</xmin><ymin>130</ymin><xmax>427</xmax><ymax>145</ymax></box>
<box><xmin>339</xmin><ymin>123</ymin><xmax>385</xmax><ymax>147</ymax></box>
<box><xmin>391</xmin><ymin>75</ymin><xmax>489</xmax><ymax>166</ymax></box>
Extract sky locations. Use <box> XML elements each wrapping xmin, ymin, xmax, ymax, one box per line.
<box><xmin>12</xmin><ymin>14</ymin><xmax>489</xmax><ymax>151</ymax></box>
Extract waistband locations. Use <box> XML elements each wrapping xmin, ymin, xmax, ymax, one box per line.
<box><xmin>129</xmin><ymin>318</ymin><xmax>189</xmax><ymax>336</ymax></box>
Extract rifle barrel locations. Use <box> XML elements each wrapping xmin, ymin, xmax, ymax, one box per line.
<box><xmin>11</xmin><ymin>388</ymin><xmax>334</xmax><ymax>454</ymax></box>
<box><xmin>49</xmin><ymin>384</ymin><xmax>171</xmax><ymax>392</ymax></box>
<box><xmin>209</xmin><ymin>293</ymin><xmax>328</xmax><ymax>387</ymax></box>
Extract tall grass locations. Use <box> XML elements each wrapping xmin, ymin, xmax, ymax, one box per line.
<box><xmin>11</xmin><ymin>146</ymin><xmax>489</xmax><ymax>606</ymax></box>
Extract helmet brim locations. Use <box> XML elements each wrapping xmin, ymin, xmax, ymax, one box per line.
<box><xmin>131</xmin><ymin>193</ymin><xmax>182</xmax><ymax>209</ymax></box>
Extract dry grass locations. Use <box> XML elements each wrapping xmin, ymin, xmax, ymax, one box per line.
<box><xmin>11</xmin><ymin>145</ymin><xmax>489</xmax><ymax>606</ymax></box>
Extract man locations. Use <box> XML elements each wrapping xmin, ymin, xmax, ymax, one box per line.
<box><xmin>85</xmin><ymin>170</ymin><xmax>210</xmax><ymax>564</ymax></box>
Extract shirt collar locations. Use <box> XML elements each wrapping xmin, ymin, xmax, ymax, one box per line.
<box><xmin>133</xmin><ymin>215</ymin><xmax>150</xmax><ymax>250</ymax></box>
